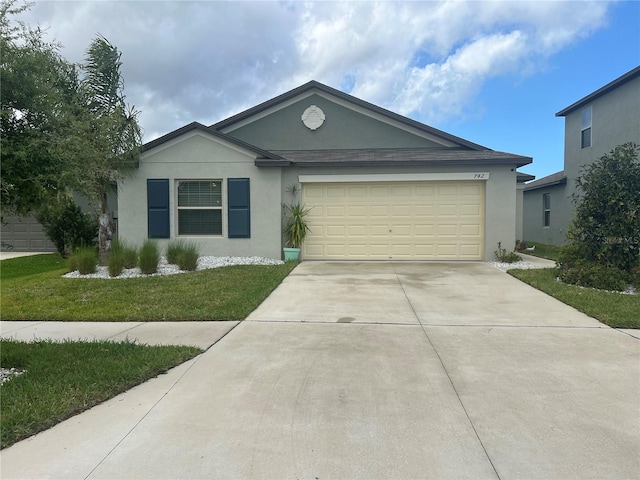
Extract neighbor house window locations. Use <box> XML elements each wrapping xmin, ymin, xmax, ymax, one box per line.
<box><xmin>177</xmin><ymin>180</ymin><xmax>222</xmax><ymax>235</ymax></box>
<box><xmin>543</xmin><ymin>193</ymin><xmax>551</xmax><ymax>227</ymax></box>
<box><xmin>581</xmin><ymin>107</ymin><xmax>592</xmax><ymax>148</ymax></box>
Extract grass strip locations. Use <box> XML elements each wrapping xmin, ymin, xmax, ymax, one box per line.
<box><xmin>509</xmin><ymin>268</ymin><xmax>640</xmax><ymax>329</ymax></box>
<box><xmin>520</xmin><ymin>241</ymin><xmax>562</xmax><ymax>262</ymax></box>
<box><xmin>1</xmin><ymin>255</ymin><xmax>297</xmax><ymax>321</ymax></box>
<box><xmin>0</xmin><ymin>339</ymin><xmax>202</xmax><ymax>449</ymax></box>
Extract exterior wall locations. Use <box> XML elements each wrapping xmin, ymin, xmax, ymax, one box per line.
<box><xmin>225</xmin><ymin>94</ymin><xmax>447</xmax><ymax>150</ymax></box>
<box><xmin>280</xmin><ymin>163</ymin><xmax>518</xmax><ymax>261</ymax></box>
<box><xmin>523</xmin><ymin>74</ymin><xmax>639</xmax><ymax>246</ymax></box>
<box><xmin>522</xmin><ymin>184</ymin><xmax>571</xmax><ymax>245</ymax></box>
<box><xmin>118</xmin><ymin>131</ymin><xmax>282</xmax><ymax>258</ymax></box>
<box><xmin>563</xmin><ymin>76</ymin><xmax>640</xmax><ymax>182</ymax></box>
<box><xmin>515</xmin><ymin>183</ymin><xmax>524</xmax><ymax>242</ymax></box>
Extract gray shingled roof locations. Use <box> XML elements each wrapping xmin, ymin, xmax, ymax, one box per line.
<box><xmin>523</xmin><ymin>170</ymin><xmax>567</xmax><ymax>191</ymax></box>
<box><xmin>517</xmin><ymin>172</ymin><xmax>535</xmax><ymax>183</ymax></box>
<box><xmin>256</xmin><ymin>148</ymin><xmax>532</xmax><ymax>167</ymax></box>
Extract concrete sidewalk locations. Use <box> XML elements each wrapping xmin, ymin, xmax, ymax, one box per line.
<box><xmin>1</xmin><ymin>262</ymin><xmax>638</xmax><ymax>479</ymax></box>
<box><xmin>0</xmin><ymin>321</ymin><xmax>238</xmax><ymax>350</ymax></box>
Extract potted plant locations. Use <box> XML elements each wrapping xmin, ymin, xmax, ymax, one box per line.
<box><xmin>283</xmin><ymin>202</ymin><xmax>311</xmax><ymax>261</ymax></box>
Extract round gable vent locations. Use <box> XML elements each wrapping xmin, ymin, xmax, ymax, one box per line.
<box><xmin>301</xmin><ymin>105</ymin><xmax>326</xmax><ymax>130</ymax></box>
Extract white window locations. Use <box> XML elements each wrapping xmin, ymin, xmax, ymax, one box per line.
<box><xmin>177</xmin><ymin>180</ymin><xmax>222</xmax><ymax>235</ymax></box>
<box><xmin>543</xmin><ymin>193</ymin><xmax>551</xmax><ymax>227</ymax></box>
<box><xmin>581</xmin><ymin>107</ymin><xmax>592</xmax><ymax>149</ymax></box>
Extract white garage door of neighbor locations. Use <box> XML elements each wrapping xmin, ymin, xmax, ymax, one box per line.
<box><xmin>302</xmin><ymin>182</ymin><xmax>484</xmax><ymax>260</ymax></box>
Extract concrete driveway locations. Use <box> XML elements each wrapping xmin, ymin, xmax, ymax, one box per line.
<box><xmin>1</xmin><ymin>262</ymin><xmax>638</xmax><ymax>479</ymax></box>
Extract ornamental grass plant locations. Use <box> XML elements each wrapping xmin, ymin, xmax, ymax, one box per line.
<box><xmin>139</xmin><ymin>240</ymin><xmax>160</xmax><ymax>274</ymax></box>
<box><xmin>69</xmin><ymin>247</ymin><xmax>98</xmax><ymax>275</ymax></box>
<box><xmin>177</xmin><ymin>242</ymin><xmax>199</xmax><ymax>271</ymax></box>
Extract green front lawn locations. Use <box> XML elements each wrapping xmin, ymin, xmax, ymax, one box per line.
<box><xmin>1</xmin><ymin>255</ymin><xmax>297</xmax><ymax>321</ymax></box>
<box><xmin>1</xmin><ymin>339</ymin><xmax>202</xmax><ymax>449</ymax></box>
<box><xmin>519</xmin><ymin>241</ymin><xmax>562</xmax><ymax>262</ymax></box>
<box><xmin>509</xmin><ymin>268</ymin><xmax>640</xmax><ymax>329</ymax></box>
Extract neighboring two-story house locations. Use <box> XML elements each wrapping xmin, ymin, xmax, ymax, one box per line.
<box><xmin>523</xmin><ymin>66</ymin><xmax>640</xmax><ymax>246</ymax></box>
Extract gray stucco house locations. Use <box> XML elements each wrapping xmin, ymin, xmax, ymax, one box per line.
<box><xmin>118</xmin><ymin>80</ymin><xmax>532</xmax><ymax>261</ymax></box>
<box><xmin>523</xmin><ymin>66</ymin><xmax>640</xmax><ymax>246</ymax></box>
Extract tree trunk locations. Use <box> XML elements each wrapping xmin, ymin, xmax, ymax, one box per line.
<box><xmin>98</xmin><ymin>192</ymin><xmax>113</xmax><ymax>265</ymax></box>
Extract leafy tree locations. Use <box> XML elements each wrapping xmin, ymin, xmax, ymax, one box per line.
<box><xmin>561</xmin><ymin>143</ymin><xmax>640</xmax><ymax>280</ymax></box>
<box><xmin>0</xmin><ymin>0</ymin><xmax>78</xmax><ymax>217</ymax></box>
<box><xmin>36</xmin><ymin>195</ymin><xmax>98</xmax><ymax>256</ymax></box>
<box><xmin>64</xmin><ymin>35</ymin><xmax>142</xmax><ymax>262</ymax></box>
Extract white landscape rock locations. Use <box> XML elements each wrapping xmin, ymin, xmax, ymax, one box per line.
<box><xmin>64</xmin><ymin>256</ymin><xmax>284</xmax><ymax>279</ymax></box>
<box><xmin>489</xmin><ymin>260</ymin><xmax>543</xmax><ymax>272</ymax></box>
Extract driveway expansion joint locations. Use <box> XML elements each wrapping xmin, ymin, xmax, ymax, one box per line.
<box><xmin>391</xmin><ymin>263</ymin><xmax>503</xmax><ymax>480</ymax></box>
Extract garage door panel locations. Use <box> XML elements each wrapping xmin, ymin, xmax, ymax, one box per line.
<box><xmin>305</xmin><ymin>185</ymin><xmax>324</xmax><ymax>197</ymax></box>
<box><xmin>371</xmin><ymin>185</ymin><xmax>391</xmax><ymax>196</ymax></box>
<box><xmin>438</xmin><ymin>185</ymin><xmax>458</xmax><ymax>195</ymax></box>
<box><xmin>460</xmin><ymin>204</ymin><xmax>481</xmax><ymax>215</ymax></box>
<box><xmin>392</xmin><ymin>185</ymin><xmax>412</xmax><ymax>196</ymax></box>
<box><xmin>348</xmin><ymin>186</ymin><xmax>368</xmax><ymax>197</ymax></box>
<box><xmin>460</xmin><ymin>244</ymin><xmax>482</xmax><ymax>256</ymax></box>
<box><xmin>460</xmin><ymin>224</ymin><xmax>481</xmax><ymax>236</ymax></box>
<box><xmin>326</xmin><ymin>244</ymin><xmax>346</xmax><ymax>256</ymax></box>
<box><xmin>326</xmin><ymin>206</ymin><xmax>346</xmax><ymax>217</ymax></box>
<box><xmin>370</xmin><ymin>244</ymin><xmax>390</xmax><ymax>256</ymax></box>
<box><xmin>414</xmin><ymin>205</ymin><xmax>435</xmax><ymax>216</ymax></box>
<box><xmin>369</xmin><ymin>223</ymin><xmax>390</xmax><ymax>234</ymax></box>
<box><xmin>302</xmin><ymin>182</ymin><xmax>483</xmax><ymax>260</ymax></box>
<box><xmin>348</xmin><ymin>205</ymin><xmax>367</xmax><ymax>217</ymax></box>
<box><xmin>326</xmin><ymin>225</ymin><xmax>346</xmax><ymax>236</ymax></box>
<box><xmin>370</xmin><ymin>205</ymin><xmax>390</xmax><ymax>216</ymax></box>
<box><xmin>306</xmin><ymin>244</ymin><xmax>324</xmax><ymax>256</ymax></box>
<box><xmin>348</xmin><ymin>225</ymin><xmax>367</xmax><ymax>237</ymax></box>
<box><xmin>392</xmin><ymin>205</ymin><xmax>412</xmax><ymax>217</ymax></box>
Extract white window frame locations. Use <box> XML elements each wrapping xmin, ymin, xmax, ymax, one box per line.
<box><xmin>581</xmin><ymin>107</ymin><xmax>592</xmax><ymax>149</ymax></box>
<box><xmin>176</xmin><ymin>179</ymin><xmax>224</xmax><ymax>237</ymax></box>
<box><xmin>543</xmin><ymin>193</ymin><xmax>551</xmax><ymax>228</ymax></box>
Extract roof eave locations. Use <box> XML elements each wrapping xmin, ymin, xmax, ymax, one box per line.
<box><xmin>524</xmin><ymin>177</ymin><xmax>567</xmax><ymax>191</ymax></box>
<box><xmin>256</xmin><ymin>157</ymin><xmax>532</xmax><ymax>168</ymax></box>
<box><xmin>556</xmin><ymin>65</ymin><xmax>640</xmax><ymax>117</ymax></box>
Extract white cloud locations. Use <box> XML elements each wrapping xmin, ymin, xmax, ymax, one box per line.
<box><xmin>18</xmin><ymin>0</ymin><xmax>612</xmax><ymax>141</ymax></box>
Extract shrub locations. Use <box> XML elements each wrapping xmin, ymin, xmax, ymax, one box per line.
<box><xmin>139</xmin><ymin>240</ymin><xmax>160</xmax><ymax>275</ymax></box>
<box><xmin>72</xmin><ymin>247</ymin><xmax>98</xmax><ymax>275</ymax></box>
<box><xmin>631</xmin><ymin>267</ymin><xmax>640</xmax><ymax>290</ymax></box>
<box><xmin>166</xmin><ymin>240</ymin><xmax>185</xmax><ymax>265</ymax></box>
<box><xmin>567</xmin><ymin>142</ymin><xmax>640</xmax><ymax>273</ymax></box>
<box><xmin>494</xmin><ymin>242</ymin><xmax>522</xmax><ymax>263</ymax></box>
<box><xmin>36</xmin><ymin>196</ymin><xmax>98</xmax><ymax>256</ymax></box>
<box><xmin>177</xmin><ymin>242</ymin><xmax>199</xmax><ymax>271</ymax></box>
<box><xmin>558</xmin><ymin>261</ymin><xmax>630</xmax><ymax>292</ymax></box>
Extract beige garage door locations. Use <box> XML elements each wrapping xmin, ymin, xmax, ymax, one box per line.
<box><xmin>302</xmin><ymin>182</ymin><xmax>484</xmax><ymax>260</ymax></box>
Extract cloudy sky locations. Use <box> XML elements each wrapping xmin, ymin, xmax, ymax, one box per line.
<box><xmin>18</xmin><ymin>0</ymin><xmax>640</xmax><ymax>179</ymax></box>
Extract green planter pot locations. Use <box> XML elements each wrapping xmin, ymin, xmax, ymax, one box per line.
<box><xmin>283</xmin><ymin>247</ymin><xmax>300</xmax><ymax>261</ymax></box>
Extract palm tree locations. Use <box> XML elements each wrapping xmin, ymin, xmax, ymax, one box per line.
<box><xmin>75</xmin><ymin>35</ymin><xmax>142</xmax><ymax>262</ymax></box>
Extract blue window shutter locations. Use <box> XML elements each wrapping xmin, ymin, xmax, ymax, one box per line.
<box><xmin>147</xmin><ymin>179</ymin><xmax>170</xmax><ymax>238</ymax></box>
<box><xmin>227</xmin><ymin>178</ymin><xmax>250</xmax><ymax>238</ymax></box>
